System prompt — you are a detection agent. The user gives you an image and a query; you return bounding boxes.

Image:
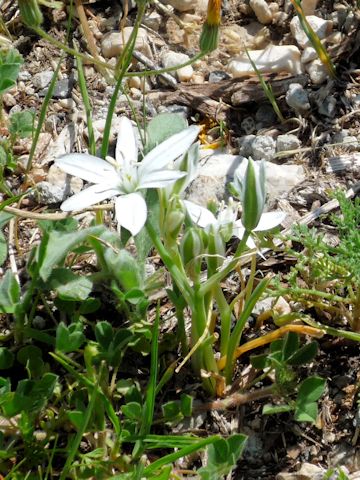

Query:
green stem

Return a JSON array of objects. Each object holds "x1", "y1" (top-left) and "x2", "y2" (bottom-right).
[
  {"x1": 201, "y1": 231, "x2": 251, "y2": 296},
  {"x1": 214, "y1": 285, "x2": 232, "y2": 356},
  {"x1": 146, "y1": 221, "x2": 193, "y2": 306},
  {"x1": 224, "y1": 276, "x2": 270, "y2": 383}
]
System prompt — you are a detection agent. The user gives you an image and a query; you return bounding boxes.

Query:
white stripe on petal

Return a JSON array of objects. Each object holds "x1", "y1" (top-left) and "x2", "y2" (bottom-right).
[
  {"x1": 139, "y1": 169, "x2": 186, "y2": 189},
  {"x1": 115, "y1": 192, "x2": 147, "y2": 236},
  {"x1": 184, "y1": 200, "x2": 216, "y2": 228},
  {"x1": 60, "y1": 183, "x2": 120, "y2": 211},
  {"x1": 115, "y1": 117, "x2": 138, "y2": 168},
  {"x1": 56, "y1": 153, "x2": 117, "y2": 184},
  {"x1": 254, "y1": 211, "x2": 286, "y2": 232},
  {"x1": 139, "y1": 125, "x2": 200, "y2": 177}
]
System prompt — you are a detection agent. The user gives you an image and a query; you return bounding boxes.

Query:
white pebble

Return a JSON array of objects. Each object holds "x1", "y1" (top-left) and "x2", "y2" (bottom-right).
[{"x1": 249, "y1": 0, "x2": 273, "y2": 25}]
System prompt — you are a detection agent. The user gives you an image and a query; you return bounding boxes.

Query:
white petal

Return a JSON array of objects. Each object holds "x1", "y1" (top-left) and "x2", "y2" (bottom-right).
[
  {"x1": 115, "y1": 117, "x2": 138, "y2": 168},
  {"x1": 56, "y1": 153, "x2": 117, "y2": 184},
  {"x1": 60, "y1": 183, "x2": 120, "y2": 211},
  {"x1": 184, "y1": 200, "x2": 216, "y2": 228},
  {"x1": 254, "y1": 211, "x2": 286, "y2": 231},
  {"x1": 139, "y1": 125, "x2": 200, "y2": 177},
  {"x1": 115, "y1": 192, "x2": 147, "y2": 236},
  {"x1": 139, "y1": 169, "x2": 186, "y2": 189}
]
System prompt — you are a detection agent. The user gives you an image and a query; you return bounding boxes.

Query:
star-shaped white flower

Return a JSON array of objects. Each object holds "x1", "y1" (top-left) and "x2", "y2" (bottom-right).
[
  {"x1": 55, "y1": 117, "x2": 199, "y2": 236},
  {"x1": 184, "y1": 199, "x2": 285, "y2": 249}
]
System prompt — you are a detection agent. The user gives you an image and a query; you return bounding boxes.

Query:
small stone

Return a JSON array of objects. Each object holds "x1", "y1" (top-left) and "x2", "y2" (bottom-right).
[
  {"x1": 241, "y1": 118, "x2": 256, "y2": 135},
  {"x1": 32, "y1": 70, "x2": 54, "y2": 90},
  {"x1": 276, "y1": 462, "x2": 325, "y2": 480},
  {"x1": 276, "y1": 134, "x2": 301, "y2": 152},
  {"x1": 290, "y1": 16, "x2": 333, "y2": 48},
  {"x1": 255, "y1": 104, "x2": 277, "y2": 127},
  {"x1": 35, "y1": 181, "x2": 68, "y2": 204},
  {"x1": 251, "y1": 135, "x2": 276, "y2": 161},
  {"x1": 47, "y1": 164, "x2": 83, "y2": 195},
  {"x1": 101, "y1": 28, "x2": 150, "y2": 58},
  {"x1": 191, "y1": 73, "x2": 205, "y2": 84},
  {"x1": 208, "y1": 70, "x2": 231, "y2": 83},
  {"x1": 142, "y1": 10, "x2": 161, "y2": 30},
  {"x1": 165, "y1": 0, "x2": 198, "y2": 11},
  {"x1": 228, "y1": 45, "x2": 304, "y2": 78},
  {"x1": 249, "y1": 0, "x2": 273, "y2": 24},
  {"x1": 301, "y1": 46, "x2": 317, "y2": 64},
  {"x1": 238, "y1": 134, "x2": 256, "y2": 155},
  {"x1": 2, "y1": 93, "x2": 16, "y2": 107},
  {"x1": 286, "y1": 83, "x2": 311, "y2": 112},
  {"x1": 306, "y1": 59, "x2": 329, "y2": 85},
  {"x1": 158, "y1": 104, "x2": 190, "y2": 118},
  {"x1": 266, "y1": 163, "x2": 306, "y2": 204},
  {"x1": 186, "y1": 154, "x2": 247, "y2": 206},
  {"x1": 161, "y1": 51, "x2": 193, "y2": 82},
  {"x1": 318, "y1": 95, "x2": 337, "y2": 118},
  {"x1": 18, "y1": 70, "x2": 32, "y2": 81},
  {"x1": 300, "y1": 0, "x2": 319, "y2": 15}
]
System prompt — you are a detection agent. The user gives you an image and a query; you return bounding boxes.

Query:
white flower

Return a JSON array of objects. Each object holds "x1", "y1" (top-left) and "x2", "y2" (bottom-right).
[
  {"x1": 184, "y1": 199, "x2": 285, "y2": 249},
  {"x1": 56, "y1": 117, "x2": 200, "y2": 236}
]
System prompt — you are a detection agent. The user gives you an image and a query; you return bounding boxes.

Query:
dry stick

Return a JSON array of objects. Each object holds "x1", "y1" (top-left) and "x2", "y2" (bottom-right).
[
  {"x1": 3, "y1": 204, "x2": 113, "y2": 221},
  {"x1": 194, "y1": 385, "x2": 275, "y2": 412},
  {"x1": 74, "y1": 0, "x2": 110, "y2": 80}
]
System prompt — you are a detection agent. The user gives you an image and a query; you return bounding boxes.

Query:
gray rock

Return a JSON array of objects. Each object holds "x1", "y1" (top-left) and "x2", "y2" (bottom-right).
[
  {"x1": 241, "y1": 117, "x2": 256, "y2": 135},
  {"x1": 256, "y1": 104, "x2": 277, "y2": 127},
  {"x1": 266, "y1": 163, "x2": 306, "y2": 204},
  {"x1": 186, "y1": 154, "x2": 247, "y2": 206},
  {"x1": 32, "y1": 70, "x2": 54, "y2": 90},
  {"x1": 142, "y1": 10, "x2": 161, "y2": 30},
  {"x1": 318, "y1": 95, "x2": 337, "y2": 118},
  {"x1": 306, "y1": 59, "x2": 328, "y2": 85},
  {"x1": 238, "y1": 134, "x2": 256, "y2": 156},
  {"x1": 251, "y1": 135, "x2": 276, "y2": 161},
  {"x1": 290, "y1": 15, "x2": 333, "y2": 48},
  {"x1": 276, "y1": 134, "x2": 301, "y2": 152},
  {"x1": 158, "y1": 104, "x2": 190, "y2": 118},
  {"x1": 208, "y1": 70, "x2": 231, "y2": 83},
  {"x1": 35, "y1": 181, "x2": 68, "y2": 204},
  {"x1": 18, "y1": 70, "x2": 32, "y2": 81},
  {"x1": 286, "y1": 83, "x2": 311, "y2": 112}
]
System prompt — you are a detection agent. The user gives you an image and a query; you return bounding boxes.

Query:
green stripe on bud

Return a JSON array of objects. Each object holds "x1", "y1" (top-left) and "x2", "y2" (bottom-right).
[
  {"x1": 241, "y1": 158, "x2": 266, "y2": 231},
  {"x1": 180, "y1": 227, "x2": 206, "y2": 280}
]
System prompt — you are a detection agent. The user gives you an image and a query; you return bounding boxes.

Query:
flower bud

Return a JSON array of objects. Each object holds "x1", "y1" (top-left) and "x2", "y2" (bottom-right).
[
  {"x1": 199, "y1": 0, "x2": 221, "y2": 53},
  {"x1": 206, "y1": 224, "x2": 225, "y2": 274},
  {"x1": 242, "y1": 158, "x2": 266, "y2": 231},
  {"x1": 232, "y1": 158, "x2": 266, "y2": 232},
  {"x1": 164, "y1": 197, "x2": 185, "y2": 242},
  {"x1": 180, "y1": 227, "x2": 205, "y2": 279},
  {"x1": 18, "y1": 0, "x2": 43, "y2": 28}
]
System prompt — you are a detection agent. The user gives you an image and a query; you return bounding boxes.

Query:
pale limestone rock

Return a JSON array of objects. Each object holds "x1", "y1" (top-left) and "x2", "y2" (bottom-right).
[
  {"x1": 161, "y1": 51, "x2": 193, "y2": 82},
  {"x1": 101, "y1": 28, "x2": 150, "y2": 58},
  {"x1": 301, "y1": 46, "x2": 317, "y2": 64},
  {"x1": 165, "y1": 0, "x2": 198, "y2": 12},
  {"x1": 290, "y1": 16, "x2": 333, "y2": 48},
  {"x1": 228, "y1": 45, "x2": 304, "y2": 78},
  {"x1": 306, "y1": 59, "x2": 328, "y2": 84},
  {"x1": 276, "y1": 462, "x2": 325, "y2": 480},
  {"x1": 250, "y1": 0, "x2": 273, "y2": 24},
  {"x1": 300, "y1": 0, "x2": 319, "y2": 15}
]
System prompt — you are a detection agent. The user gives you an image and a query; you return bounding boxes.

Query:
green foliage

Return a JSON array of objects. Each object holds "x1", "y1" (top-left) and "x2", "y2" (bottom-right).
[
  {"x1": 280, "y1": 191, "x2": 360, "y2": 332},
  {"x1": 0, "y1": 48, "x2": 23, "y2": 95},
  {"x1": 9, "y1": 110, "x2": 35, "y2": 139},
  {"x1": 251, "y1": 332, "x2": 324, "y2": 423},
  {"x1": 144, "y1": 113, "x2": 188, "y2": 154}
]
